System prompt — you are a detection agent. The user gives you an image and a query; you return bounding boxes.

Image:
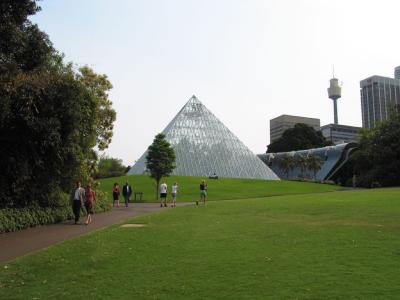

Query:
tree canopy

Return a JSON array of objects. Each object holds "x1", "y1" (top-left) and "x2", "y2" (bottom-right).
[
  {"x1": 349, "y1": 104, "x2": 400, "y2": 187},
  {"x1": 267, "y1": 123, "x2": 332, "y2": 153},
  {"x1": 0, "y1": 0, "x2": 116, "y2": 208},
  {"x1": 146, "y1": 134, "x2": 176, "y2": 199},
  {"x1": 95, "y1": 156, "x2": 127, "y2": 179}
]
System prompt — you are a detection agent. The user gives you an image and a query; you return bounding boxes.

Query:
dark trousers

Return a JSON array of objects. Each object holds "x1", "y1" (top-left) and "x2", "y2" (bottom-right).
[{"x1": 72, "y1": 200, "x2": 82, "y2": 223}]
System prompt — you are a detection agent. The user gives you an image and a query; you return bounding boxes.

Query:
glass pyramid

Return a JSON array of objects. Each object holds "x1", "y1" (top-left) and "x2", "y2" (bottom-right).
[{"x1": 128, "y1": 95, "x2": 279, "y2": 180}]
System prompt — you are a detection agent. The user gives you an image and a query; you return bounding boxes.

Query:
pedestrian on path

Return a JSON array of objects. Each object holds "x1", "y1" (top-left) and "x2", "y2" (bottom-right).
[
  {"x1": 171, "y1": 182, "x2": 178, "y2": 207},
  {"x1": 112, "y1": 183, "x2": 120, "y2": 207},
  {"x1": 71, "y1": 181, "x2": 85, "y2": 224},
  {"x1": 122, "y1": 181, "x2": 132, "y2": 208},
  {"x1": 84, "y1": 184, "x2": 96, "y2": 225},
  {"x1": 198, "y1": 180, "x2": 207, "y2": 206},
  {"x1": 160, "y1": 182, "x2": 167, "y2": 207}
]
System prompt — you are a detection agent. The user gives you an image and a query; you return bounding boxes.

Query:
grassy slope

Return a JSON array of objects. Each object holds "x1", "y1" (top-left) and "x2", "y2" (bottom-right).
[
  {"x1": 1, "y1": 188, "x2": 400, "y2": 299},
  {"x1": 97, "y1": 174, "x2": 341, "y2": 202}
]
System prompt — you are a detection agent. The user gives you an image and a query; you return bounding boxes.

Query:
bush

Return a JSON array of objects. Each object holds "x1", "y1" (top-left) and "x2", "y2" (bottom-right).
[{"x1": 0, "y1": 188, "x2": 111, "y2": 233}]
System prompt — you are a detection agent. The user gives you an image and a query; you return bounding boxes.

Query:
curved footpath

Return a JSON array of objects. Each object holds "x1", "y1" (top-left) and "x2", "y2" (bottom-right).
[{"x1": 0, "y1": 203, "x2": 191, "y2": 263}]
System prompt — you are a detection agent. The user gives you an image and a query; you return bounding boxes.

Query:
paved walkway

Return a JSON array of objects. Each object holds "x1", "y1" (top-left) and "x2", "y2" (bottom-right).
[{"x1": 0, "y1": 203, "x2": 191, "y2": 263}]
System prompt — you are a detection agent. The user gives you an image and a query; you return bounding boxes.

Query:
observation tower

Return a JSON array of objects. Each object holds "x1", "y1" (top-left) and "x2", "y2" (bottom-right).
[{"x1": 327, "y1": 76, "x2": 342, "y2": 125}]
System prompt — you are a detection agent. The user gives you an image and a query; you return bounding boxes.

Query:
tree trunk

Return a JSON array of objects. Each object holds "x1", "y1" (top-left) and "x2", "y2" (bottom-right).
[{"x1": 156, "y1": 178, "x2": 160, "y2": 201}]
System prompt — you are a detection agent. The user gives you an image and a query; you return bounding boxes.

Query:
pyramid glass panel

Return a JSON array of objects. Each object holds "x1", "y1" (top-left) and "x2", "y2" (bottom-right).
[{"x1": 128, "y1": 96, "x2": 279, "y2": 180}]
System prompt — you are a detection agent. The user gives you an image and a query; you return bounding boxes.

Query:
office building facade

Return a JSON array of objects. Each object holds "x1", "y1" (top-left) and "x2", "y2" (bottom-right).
[
  {"x1": 360, "y1": 71, "x2": 400, "y2": 128},
  {"x1": 321, "y1": 124, "x2": 361, "y2": 144},
  {"x1": 270, "y1": 115, "x2": 320, "y2": 142}
]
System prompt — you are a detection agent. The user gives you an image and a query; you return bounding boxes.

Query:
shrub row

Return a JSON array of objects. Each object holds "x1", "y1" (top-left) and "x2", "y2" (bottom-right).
[{"x1": 0, "y1": 190, "x2": 111, "y2": 233}]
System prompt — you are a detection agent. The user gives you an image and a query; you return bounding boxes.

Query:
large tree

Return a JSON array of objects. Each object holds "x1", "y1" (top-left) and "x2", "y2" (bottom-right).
[
  {"x1": 95, "y1": 155, "x2": 127, "y2": 179},
  {"x1": 0, "y1": 1, "x2": 116, "y2": 208},
  {"x1": 267, "y1": 123, "x2": 332, "y2": 153},
  {"x1": 349, "y1": 104, "x2": 400, "y2": 187},
  {"x1": 146, "y1": 134, "x2": 176, "y2": 200}
]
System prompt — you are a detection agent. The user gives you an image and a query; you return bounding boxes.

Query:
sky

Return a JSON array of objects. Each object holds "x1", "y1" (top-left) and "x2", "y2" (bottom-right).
[{"x1": 31, "y1": 0, "x2": 400, "y2": 165}]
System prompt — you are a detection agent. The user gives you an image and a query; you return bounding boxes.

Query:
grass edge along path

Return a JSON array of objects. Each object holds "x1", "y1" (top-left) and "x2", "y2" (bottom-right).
[{"x1": 1, "y1": 188, "x2": 400, "y2": 299}]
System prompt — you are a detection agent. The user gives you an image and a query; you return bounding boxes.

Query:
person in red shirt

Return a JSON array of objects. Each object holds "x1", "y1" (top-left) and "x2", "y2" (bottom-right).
[
  {"x1": 85, "y1": 184, "x2": 96, "y2": 225},
  {"x1": 112, "y1": 183, "x2": 120, "y2": 207}
]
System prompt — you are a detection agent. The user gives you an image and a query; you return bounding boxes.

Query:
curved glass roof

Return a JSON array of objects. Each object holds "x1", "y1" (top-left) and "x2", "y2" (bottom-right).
[{"x1": 259, "y1": 143, "x2": 358, "y2": 181}]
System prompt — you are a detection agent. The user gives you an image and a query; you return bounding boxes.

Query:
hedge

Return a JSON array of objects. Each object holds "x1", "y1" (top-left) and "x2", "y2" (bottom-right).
[{"x1": 0, "y1": 189, "x2": 111, "y2": 233}]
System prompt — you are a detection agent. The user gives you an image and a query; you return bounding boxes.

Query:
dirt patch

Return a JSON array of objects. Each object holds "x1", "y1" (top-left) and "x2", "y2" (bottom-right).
[{"x1": 120, "y1": 224, "x2": 147, "y2": 228}]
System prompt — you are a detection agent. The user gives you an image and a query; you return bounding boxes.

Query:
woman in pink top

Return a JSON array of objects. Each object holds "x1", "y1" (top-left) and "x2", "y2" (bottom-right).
[
  {"x1": 85, "y1": 184, "x2": 96, "y2": 225},
  {"x1": 112, "y1": 183, "x2": 120, "y2": 207}
]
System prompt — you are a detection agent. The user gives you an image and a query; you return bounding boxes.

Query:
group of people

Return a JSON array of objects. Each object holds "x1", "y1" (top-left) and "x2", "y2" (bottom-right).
[
  {"x1": 71, "y1": 179, "x2": 209, "y2": 225},
  {"x1": 112, "y1": 181, "x2": 133, "y2": 207},
  {"x1": 71, "y1": 181, "x2": 96, "y2": 225},
  {"x1": 159, "y1": 180, "x2": 208, "y2": 207},
  {"x1": 159, "y1": 182, "x2": 178, "y2": 207}
]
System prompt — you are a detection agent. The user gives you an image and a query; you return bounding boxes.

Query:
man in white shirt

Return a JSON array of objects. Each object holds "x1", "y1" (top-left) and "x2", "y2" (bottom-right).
[
  {"x1": 71, "y1": 181, "x2": 85, "y2": 224},
  {"x1": 159, "y1": 182, "x2": 168, "y2": 207}
]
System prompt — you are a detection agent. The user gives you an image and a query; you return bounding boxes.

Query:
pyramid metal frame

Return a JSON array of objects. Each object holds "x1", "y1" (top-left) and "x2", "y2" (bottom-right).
[{"x1": 128, "y1": 96, "x2": 279, "y2": 180}]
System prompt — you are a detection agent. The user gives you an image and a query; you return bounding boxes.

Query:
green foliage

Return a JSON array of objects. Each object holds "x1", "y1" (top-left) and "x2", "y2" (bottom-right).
[
  {"x1": 0, "y1": 1, "x2": 116, "y2": 208},
  {"x1": 0, "y1": 186, "x2": 111, "y2": 233},
  {"x1": 294, "y1": 154, "x2": 308, "y2": 177},
  {"x1": 95, "y1": 155, "x2": 127, "y2": 179},
  {"x1": 350, "y1": 104, "x2": 400, "y2": 187},
  {"x1": 1, "y1": 188, "x2": 400, "y2": 299},
  {"x1": 0, "y1": 190, "x2": 72, "y2": 233},
  {"x1": 267, "y1": 123, "x2": 332, "y2": 153},
  {"x1": 306, "y1": 154, "x2": 323, "y2": 179},
  {"x1": 276, "y1": 153, "x2": 295, "y2": 178},
  {"x1": 0, "y1": 0, "x2": 52, "y2": 74},
  {"x1": 92, "y1": 189, "x2": 111, "y2": 213},
  {"x1": 146, "y1": 133, "x2": 176, "y2": 199},
  {"x1": 77, "y1": 66, "x2": 116, "y2": 151}
]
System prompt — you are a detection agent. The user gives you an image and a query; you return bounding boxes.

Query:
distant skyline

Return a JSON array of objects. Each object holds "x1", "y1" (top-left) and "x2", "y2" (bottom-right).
[{"x1": 31, "y1": 0, "x2": 400, "y2": 165}]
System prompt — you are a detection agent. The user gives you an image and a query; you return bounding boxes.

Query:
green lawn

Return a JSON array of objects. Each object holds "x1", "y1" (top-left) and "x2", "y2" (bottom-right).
[
  {"x1": 98, "y1": 174, "x2": 341, "y2": 202},
  {"x1": 1, "y1": 187, "x2": 400, "y2": 299}
]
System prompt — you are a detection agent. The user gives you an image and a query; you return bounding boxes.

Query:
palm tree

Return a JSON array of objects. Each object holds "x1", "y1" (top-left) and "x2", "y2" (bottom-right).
[
  {"x1": 295, "y1": 154, "x2": 308, "y2": 178},
  {"x1": 306, "y1": 155, "x2": 323, "y2": 180},
  {"x1": 277, "y1": 153, "x2": 295, "y2": 178}
]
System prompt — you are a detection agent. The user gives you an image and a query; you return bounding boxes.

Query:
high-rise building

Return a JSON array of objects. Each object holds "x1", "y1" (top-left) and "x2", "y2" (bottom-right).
[
  {"x1": 395, "y1": 66, "x2": 400, "y2": 79},
  {"x1": 128, "y1": 95, "x2": 279, "y2": 180},
  {"x1": 321, "y1": 124, "x2": 361, "y2": 144},
  {"x1": 360, "y1": 68, "x2": 400, "y2": 128},
  {"x1": 269, "y1": 115, "x2": 320, "y2": 142}
]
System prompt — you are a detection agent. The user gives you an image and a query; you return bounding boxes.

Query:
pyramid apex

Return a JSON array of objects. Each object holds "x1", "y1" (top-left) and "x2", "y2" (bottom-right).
[{"x1": 187, "y1": 94, "x2": 201, "y2": 104}]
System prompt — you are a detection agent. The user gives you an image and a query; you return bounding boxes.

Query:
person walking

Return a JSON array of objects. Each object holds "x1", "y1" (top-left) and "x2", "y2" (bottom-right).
[
  {"x1": 199, "y1": 180, "x2": 207, "y2": 205},
  {"x1": 84, "y1": 184, "x2": 96, "y2": 225},
  {"x1": 122, "y1": 181, "x2": 132, "y2": 208},
  {"x1": 112, "y1": 183, "x2": 120, "y2": 207},
  {"x1": 171, "y1": 182, "x2": 178, "y2": 207},
  {"x1": 71, "y1": 181, "x2": 85, "y2": 224},
  {"x1": 159, "y1": 182, "x2": 168, "y2": 207}
]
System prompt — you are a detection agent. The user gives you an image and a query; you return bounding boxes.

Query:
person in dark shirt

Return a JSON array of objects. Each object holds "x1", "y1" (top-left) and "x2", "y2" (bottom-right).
[
  {"x1": 198, "y1": 180, "x2": 207, "y2": 206},
  {"x1": 122, "y1": 181, "x2": 132, "y2": 208}
]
